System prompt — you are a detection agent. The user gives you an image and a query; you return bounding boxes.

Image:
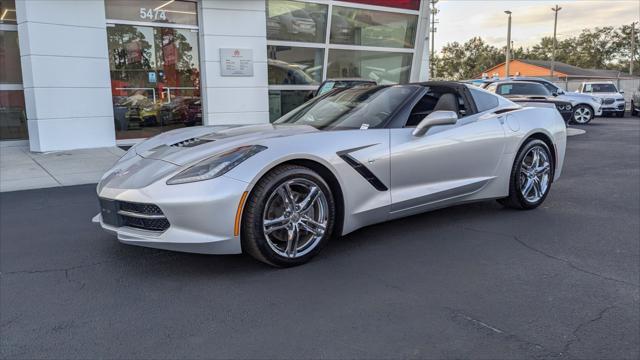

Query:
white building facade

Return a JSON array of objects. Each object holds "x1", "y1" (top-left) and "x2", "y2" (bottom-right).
[{"x1": 1, "y1": 0, "x2": 430, "y2": 152}]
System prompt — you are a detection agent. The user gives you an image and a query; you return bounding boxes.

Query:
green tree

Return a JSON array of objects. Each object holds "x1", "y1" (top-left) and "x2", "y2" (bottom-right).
[{"x1": 433, "y1": 37, "x2": 504, "y2": 80}]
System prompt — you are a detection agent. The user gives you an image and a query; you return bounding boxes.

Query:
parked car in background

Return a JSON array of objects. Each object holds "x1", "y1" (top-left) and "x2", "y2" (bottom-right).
[
  {"x1": 631, "y1": 83, "x2": 640, "y2": 117},
  {"x1": 480, "y1": 77, "x2": 603, "y2": 124},
  {"x1": 314, "y1": 78, "x2": 377, "y2": 97},
  {"x1": 577, "y1": 81, "x2": 626, "y2": 118},
  {"x1": 485, "y1": 81, "x2": 574, "y2": 122}
]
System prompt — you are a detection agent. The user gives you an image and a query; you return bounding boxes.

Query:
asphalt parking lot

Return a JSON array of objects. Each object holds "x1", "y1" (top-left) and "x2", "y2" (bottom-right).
[{"x1": 1, "y1": 117, "x2": 639, "y2": 359}]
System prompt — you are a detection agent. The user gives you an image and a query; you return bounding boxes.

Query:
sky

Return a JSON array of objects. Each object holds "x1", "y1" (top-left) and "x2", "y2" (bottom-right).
[{"x1": 432, "y1": 0, "x2": 640, "y2": 52}]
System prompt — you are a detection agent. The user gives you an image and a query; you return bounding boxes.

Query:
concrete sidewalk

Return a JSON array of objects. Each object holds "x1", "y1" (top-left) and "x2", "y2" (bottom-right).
[{"x1": 0, "y1": 145, "x2": 124, "y2": 192}]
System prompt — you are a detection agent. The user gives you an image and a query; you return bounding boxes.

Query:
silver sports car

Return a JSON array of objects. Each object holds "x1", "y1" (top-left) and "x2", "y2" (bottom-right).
[{"x1": 95, "y1": 82, "x2": 566, "y2": 267}]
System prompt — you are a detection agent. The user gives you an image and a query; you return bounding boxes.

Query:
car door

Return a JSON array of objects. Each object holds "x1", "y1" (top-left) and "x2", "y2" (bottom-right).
[{"x1": 389, "y1": 89, "x2": 506, "y2": 216}]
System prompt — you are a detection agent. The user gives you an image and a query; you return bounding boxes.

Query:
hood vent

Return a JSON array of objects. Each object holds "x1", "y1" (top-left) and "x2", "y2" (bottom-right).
[{"x1": 170, "y1": 137, "x2": 214, "y2": 148}]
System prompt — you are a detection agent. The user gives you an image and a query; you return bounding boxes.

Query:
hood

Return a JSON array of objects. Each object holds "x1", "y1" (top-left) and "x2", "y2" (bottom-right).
[
  {"x1": 585, "y1": 92, "x2": 624, "y2": 99},
  {"x1": 561, "y1": 92, "x2": 597, "y2": 100},
  {"x1": 133, "y1": 123, "x2": 318, "y2": 166}
]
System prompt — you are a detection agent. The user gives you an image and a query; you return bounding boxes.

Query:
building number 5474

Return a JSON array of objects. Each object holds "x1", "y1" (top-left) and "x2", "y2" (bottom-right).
[{"x1": 139, "y1": 8, "x2": 167, "y2": 21}]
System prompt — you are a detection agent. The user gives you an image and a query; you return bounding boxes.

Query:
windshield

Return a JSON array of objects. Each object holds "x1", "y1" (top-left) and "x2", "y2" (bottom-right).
[
  {"x1": 497, "y1": 83, "x2": 551, "y2": 96},
  {"x1": 275, "y1": 86, "x2": 415, "y2": 130},
  {"x1": 584, "y1": 83, "x2": 617, "y2": 93},
  {"x1": 317, "y1": 80, "x2": 376, "y2": 96}
]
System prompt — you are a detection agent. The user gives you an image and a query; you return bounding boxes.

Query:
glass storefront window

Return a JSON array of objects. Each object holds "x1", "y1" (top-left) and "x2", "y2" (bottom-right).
[
  {"x1": 267, "y1": 46, "x2": 324, "y2": 85},
  {"x1": 265, "y1": 0, "x2": 422, "y2": 123},
  {"x1": 0, "y1": 26, "x2": 27, "y2": 140},
  {"x1": 339, "y1": 0, "x2": 421, "y2": 11},
  {"x1": 0, "y1": 30, "x2": 21, "y2": 84},
  {"x1": 269, "y1": 90, "x2": 314, "y2": 121},
  {"x1": 330, "y1": 6, "x2": 418, "y2": 49},
  {"x1": 0, "y1": 90, "x2": 27, "y2": 140},
  {"x1": 266, "y1": 0, "x2": 328, "y2": 43},
  {"x1": 105, "y1": 0, "x2": 198, "y2": 26},
  {"x1": 107, "y1": 24, "x2": 201, "y2": 140},
  {"x1": 327, "y1": 49, "x2": 413, "y2": 84},
  {"x1": 0, "y1": 0, "x2": 16, "y2": 24}
]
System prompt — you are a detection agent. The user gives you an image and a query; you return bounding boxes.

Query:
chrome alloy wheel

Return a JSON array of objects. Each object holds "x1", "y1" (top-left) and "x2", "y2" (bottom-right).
[
  {"x1": 262, "y1": 178, "x2": 328, "y2": 258},
  {"x1": 519, "y1": 146, "x2": 551, "y2": 203},
  {"x1": 573, "y1": 107, "x2": 592, "y2": 124}
]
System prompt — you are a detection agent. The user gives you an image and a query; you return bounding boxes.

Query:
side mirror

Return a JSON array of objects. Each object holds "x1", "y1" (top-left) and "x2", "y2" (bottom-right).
[
  {"x1": 557, "y1": 89, "x2": 565, "y2": 95},
  {"x1": 552, "y1": 92, "x2": 559, "y2": 97},
  {"x1": 619, "y1": 90, "x2": 625, "y2": 94},
  {"x1": 412, "y1": 111, "x2": 458, "y2": 137}
]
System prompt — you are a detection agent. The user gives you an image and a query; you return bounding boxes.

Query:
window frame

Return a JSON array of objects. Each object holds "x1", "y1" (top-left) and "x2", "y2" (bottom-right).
[{"x1": 266, "y1": 0, "x2": 425, "y2": 121}]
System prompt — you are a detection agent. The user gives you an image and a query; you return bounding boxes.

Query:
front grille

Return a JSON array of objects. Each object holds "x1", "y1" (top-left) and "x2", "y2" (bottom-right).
[
  {"x1": 122, "y1": 216, "x2": 170, "y2": 232},
  {"x1": 99, "y1": 199, "x2": 170, "y2": 232},
  {"x1": 119, "y1": 202, "x2": 163, "y2": 216},
  {"x1": 603, "y1": 98, "x2": 615, "y2": 105}
]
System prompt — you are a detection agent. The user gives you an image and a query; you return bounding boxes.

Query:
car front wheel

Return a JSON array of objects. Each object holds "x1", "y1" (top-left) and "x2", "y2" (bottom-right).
[
  {"x1": 241, "y1": 165, "x2": 335, "y2": 267},
  {"x1": 572, "y1": 105, "x2": 593, "y2": 124},
  {"x1": 498, "y1": 139, "x2": 553, "y2": 210}
]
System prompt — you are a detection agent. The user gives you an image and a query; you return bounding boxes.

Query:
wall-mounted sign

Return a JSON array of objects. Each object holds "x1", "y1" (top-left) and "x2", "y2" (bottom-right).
[
  {"x1": 220, "y1": 48, "x2": 254, "y2": 77},
  {"x1": 148, "y1": 72, "x2": 157, "y2": 83}
]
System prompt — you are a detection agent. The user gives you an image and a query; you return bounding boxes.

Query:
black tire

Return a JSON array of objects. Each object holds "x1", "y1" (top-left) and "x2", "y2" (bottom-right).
[
  {"x1": 571, "y1": 104, "x2": 593, "y2": 124},
  {"x1": 498, "y1": 139, "x2": 554, "y2": 210},
  {"x1": 241, "y1": 164, "x2": 336, "y2": 267}
]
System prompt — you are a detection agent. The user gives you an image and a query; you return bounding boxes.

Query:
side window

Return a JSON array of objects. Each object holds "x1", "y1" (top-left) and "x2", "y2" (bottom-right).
[
  {"x1": 470, "y1": 88, "x2": 499, "y2": 112},
  {"x1": 497, "y1": 84, "x2": 512, "y2": 95},
  {"x1": 541, "y1": 82, "x2": 559, "y2": 94}
]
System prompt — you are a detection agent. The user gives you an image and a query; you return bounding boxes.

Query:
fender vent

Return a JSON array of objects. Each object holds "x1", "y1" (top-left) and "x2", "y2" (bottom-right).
[{"x1": 337, "y1": 153, "x2": 388, "y2": 191}]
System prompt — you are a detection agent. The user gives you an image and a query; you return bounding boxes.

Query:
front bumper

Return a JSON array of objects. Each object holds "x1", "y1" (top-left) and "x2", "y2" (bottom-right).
[
  {"x1": 94, "y1": 175, "x2": 249, "y2": 254},
  {"x1": 601, "y1": 102, "x2": 625, "y2": 113}
]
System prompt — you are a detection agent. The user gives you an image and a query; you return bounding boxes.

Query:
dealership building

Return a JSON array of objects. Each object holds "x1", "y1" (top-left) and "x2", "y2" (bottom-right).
[{"x1": 1, "y1": 0, "x2": 430, "y2": 152}]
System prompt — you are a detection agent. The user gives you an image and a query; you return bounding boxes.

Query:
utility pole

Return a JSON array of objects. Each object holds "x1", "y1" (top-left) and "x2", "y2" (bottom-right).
[
  {"x1": 631, "y1": 22, "x2": 636, "y2": 76},
  {"x1": 429, "y1": 0, "x2": 439, "y2": 78},
  {"x1": 505, "y1": 11, "x2": 512, "y2": 78},
  {"x1": 551, "y1": 5, "x2": 562, "y2": 77}
]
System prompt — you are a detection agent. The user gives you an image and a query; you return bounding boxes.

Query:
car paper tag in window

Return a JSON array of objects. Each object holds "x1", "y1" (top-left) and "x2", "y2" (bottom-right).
[{"x1": 360, "y1": 124, "x2": 370, "y2": 130}]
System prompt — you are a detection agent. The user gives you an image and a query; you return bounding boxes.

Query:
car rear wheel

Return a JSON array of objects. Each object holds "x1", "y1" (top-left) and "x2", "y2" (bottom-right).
[
  {"x1": 241, "y1": 165, "x2": 335, "y2": 267},
  {"x1": 498, "y1": 139, "x2": 553, "y2": 210},
  {"x1": 572, "y1": 105, "x2": 593, "y2": 124}
]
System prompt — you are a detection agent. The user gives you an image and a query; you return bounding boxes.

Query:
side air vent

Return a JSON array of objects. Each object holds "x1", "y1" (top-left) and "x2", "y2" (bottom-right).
[
  {"x1": 171, "y1": 138, "x2": 214, "y2": 148},
  {"x1": 337, "y1": 153, "x2": 388, "y2": 191}
]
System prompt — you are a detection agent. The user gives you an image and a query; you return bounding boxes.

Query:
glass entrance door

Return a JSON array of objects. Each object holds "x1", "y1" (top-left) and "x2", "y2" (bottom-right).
[{"x1": 107, "y1": 24, "x2": 201, "y2": 140}]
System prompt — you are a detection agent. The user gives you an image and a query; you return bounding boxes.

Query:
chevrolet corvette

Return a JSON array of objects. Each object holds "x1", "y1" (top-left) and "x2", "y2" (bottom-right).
[{"x1": 94, "y1": 82, "x2": 567, "y2": 267}]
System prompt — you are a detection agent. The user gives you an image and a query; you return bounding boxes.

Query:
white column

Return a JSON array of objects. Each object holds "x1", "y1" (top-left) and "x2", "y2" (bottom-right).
[
  {"x1": 16, "y1": 0, "x2": 115, "y2": 152},
  {"x1": 414, "y1": 0, "x2": 431, "y2": 82},
  {"x1": 199, "y1": 0, "x2": 269, "y2": 125}
]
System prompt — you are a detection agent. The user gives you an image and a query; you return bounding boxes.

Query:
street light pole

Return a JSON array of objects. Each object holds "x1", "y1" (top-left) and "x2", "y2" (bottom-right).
[
  {"x1": 429, "y1": 0, "x2": 439, "y2": 78},
  {"x1": 551, "y1": 5, "x2": 562, "y2": 77},
  {"x1": 631, "y1": 22, "x2": 636, "y2": 76},
  {"x1": 505, "y1": 11, "x2": 512, "y2": 78}
]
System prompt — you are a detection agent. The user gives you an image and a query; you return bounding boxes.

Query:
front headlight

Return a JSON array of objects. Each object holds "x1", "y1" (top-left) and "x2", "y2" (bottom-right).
[{"x1": 166, "y1": 145, "x2": 266, "y2": 185}]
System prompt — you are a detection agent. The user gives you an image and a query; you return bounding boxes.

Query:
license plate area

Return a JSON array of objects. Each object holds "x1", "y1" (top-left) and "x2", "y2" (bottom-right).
[{"x1": 100, "y1": 199, "x2": 121, "y2": 227}]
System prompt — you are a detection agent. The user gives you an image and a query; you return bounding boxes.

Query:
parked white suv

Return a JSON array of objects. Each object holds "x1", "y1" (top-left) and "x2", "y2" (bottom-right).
[
  {"x1": 481, "y1": 77, "x2": 603, "y2": 124},
  {"x1": 577, "y1": 82, "x2": 626, "y2": 118}
]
